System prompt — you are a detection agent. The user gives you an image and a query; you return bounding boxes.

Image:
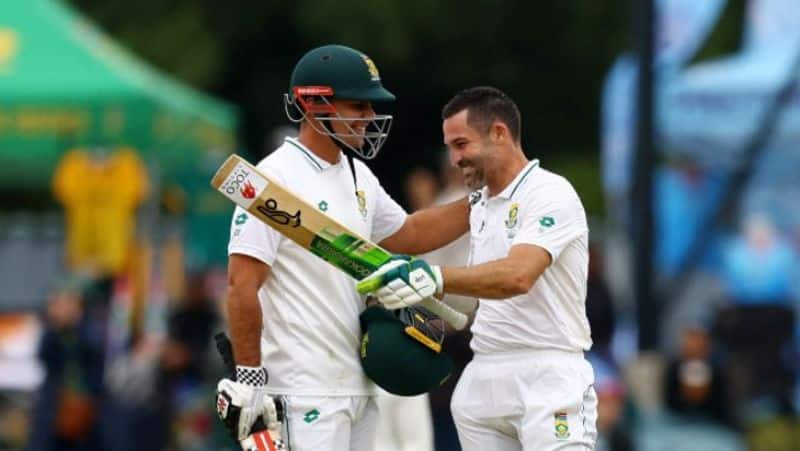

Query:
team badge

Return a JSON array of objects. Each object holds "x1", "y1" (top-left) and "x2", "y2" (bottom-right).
[
  {"x1": 361, "y1": 54, "x2": 381, "y2": 81},
  {"x1": 356, "y1": 189, "x2": 368, "y2": 219},
  {"x1": 505, "y1": 203, "x2": 520, "y2": 238},
  {"x1": 318, "y1": 200, "x2": 329, "y2": 212},
  {"x1": 554, "y1": 412, "x2": 570, "y2": 440}
]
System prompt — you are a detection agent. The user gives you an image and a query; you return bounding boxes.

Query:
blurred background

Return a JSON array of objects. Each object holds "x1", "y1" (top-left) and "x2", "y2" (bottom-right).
[{"x1": 0, "y1": 0, "x2": 799, "y2": 450}]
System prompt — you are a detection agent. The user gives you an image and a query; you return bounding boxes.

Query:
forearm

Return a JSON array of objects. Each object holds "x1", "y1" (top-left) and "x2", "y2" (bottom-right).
[
  {"x1": 442, "y1": 253, "x2": 550, "y2": 299},
  {"x1": 226, "y1": 285, "x2": 263, "y2": 366},
  {"x1": 384, "y1": 197, "x2": 469, "y2": 255},
  {"x1": 441, "y1": 261, "x2": 525, "y2": 300}
]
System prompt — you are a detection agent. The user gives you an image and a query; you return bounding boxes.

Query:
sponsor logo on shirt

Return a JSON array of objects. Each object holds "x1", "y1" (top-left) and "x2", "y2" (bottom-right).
[
  {"x1": 303, "y1": 408, "x2": 320, "y2": 424},
  {"x1": 538, "y1": 216, "x2": 556, "y2": 233}
]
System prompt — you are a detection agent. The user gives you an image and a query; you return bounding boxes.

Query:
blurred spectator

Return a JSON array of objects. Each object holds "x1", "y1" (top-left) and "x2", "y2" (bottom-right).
[
  {"x1": 162, "y1": 271, "x2": 219, "y2": 386},
  {"x1": 160, "y1": 270, "x2": 220, "y2": 450},
  {"x1": 713, "y1": 214, "x2": 797, "y2": 425},
  {"x1": 419, "y1": 156, "x2": 475, "y2": 451},
  {"x1": 403, "y1": 167, "x2": 440, "y2": 212},
  {"x1": 654, "y1": 160, "x2": 725, "y2": 278},
  {"x1": 373, "y1": 168, "x2": 442, "y2": 451},
  {"x1": 663, "y1": 326, "x2": 730, "y2": 426},
  {"x1": 425, "y1": 153, "x2": 475, "y2": 315},
  {"x1": 26, "y1": 279, "x2": 105, "y2": 451},
  {"x1": 586, "y1": 243, "x2": 616, "y2": 360},
  {"x1": 586, "y1": 243, "x2": 633, "y2": 450},
  {"x1": 589, "y1": 354, "x2": 632, "y2": 451}
]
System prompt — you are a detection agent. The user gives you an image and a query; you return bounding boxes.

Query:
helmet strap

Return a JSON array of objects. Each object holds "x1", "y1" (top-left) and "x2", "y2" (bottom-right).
[{"x1": 319, "y1": 117, "x2": 360, "y2": 199}]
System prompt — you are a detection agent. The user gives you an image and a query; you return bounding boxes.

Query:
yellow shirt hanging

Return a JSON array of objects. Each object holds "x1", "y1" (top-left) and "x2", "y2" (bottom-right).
[{"x1": 52, "y1": 148, "x2": 149, "y2": 275}]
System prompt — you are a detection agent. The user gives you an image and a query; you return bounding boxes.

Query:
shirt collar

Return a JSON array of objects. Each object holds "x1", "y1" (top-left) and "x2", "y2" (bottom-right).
[
  {"x1": 495, "y1": 159, "x2": 539, "y2": 200},
  {"x1": 285, "y1": 137, "x2": 339, "y2": 171}
]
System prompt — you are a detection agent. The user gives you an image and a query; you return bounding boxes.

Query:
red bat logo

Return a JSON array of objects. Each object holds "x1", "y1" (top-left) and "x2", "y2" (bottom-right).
[{"x1": 241, "y1": 181, "x2": 256, "y2": 199}]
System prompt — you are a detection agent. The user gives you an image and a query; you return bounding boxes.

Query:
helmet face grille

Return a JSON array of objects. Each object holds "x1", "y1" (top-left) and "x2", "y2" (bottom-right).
[{"x1": 284, "y1": 91, "x2": 393, "y2": 160}]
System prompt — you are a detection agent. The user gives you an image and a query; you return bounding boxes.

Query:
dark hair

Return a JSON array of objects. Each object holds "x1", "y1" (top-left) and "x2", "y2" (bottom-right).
[{"x1": 441, "y1": 86, "x2": 521, "y2": 142}]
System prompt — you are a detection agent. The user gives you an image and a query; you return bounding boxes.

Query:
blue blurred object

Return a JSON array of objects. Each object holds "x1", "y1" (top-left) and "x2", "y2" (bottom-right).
[
  {"x1": 635, "y1": 413, "x2": 745, "y2": 451},
  {"x1": 720, "y1": 215, "x2": 797, "y2": 305},
  {"x1": 654, "y1": 165, "x2": 725, "y2": 277}
]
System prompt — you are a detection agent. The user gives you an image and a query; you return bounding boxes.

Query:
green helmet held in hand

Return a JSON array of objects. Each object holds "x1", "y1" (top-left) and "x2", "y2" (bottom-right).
[{"x1": 284, "y1": 45, "x2": 395, "y2": 160}]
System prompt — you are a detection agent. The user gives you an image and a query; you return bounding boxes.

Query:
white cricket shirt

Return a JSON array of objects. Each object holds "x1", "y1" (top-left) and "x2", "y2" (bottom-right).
[
  {"x1": 468, "y1": 160, "x2": 592, "y2": 354},
  {"x1": 228, "y1": 137, "x2": 407, "y2": 395}
]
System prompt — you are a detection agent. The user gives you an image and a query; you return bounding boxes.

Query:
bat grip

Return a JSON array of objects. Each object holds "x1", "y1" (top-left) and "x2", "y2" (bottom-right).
[{"x1": 420, "y1": 298, "x2": 469, "y2": 331}]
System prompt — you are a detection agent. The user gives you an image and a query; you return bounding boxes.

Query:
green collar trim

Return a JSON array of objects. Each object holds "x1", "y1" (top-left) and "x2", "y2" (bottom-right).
[
  {"x1": 500, "y1": 159, "x2": 539, "y2": 199},
  {"x1": 286, "y1": 138, "x2": 325, "y2": 171}
]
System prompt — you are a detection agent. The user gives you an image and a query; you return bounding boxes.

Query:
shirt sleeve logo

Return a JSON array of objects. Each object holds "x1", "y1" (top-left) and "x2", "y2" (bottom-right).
[{"x1": 539, "y1": 216, "x2": 555, "y2": 228}]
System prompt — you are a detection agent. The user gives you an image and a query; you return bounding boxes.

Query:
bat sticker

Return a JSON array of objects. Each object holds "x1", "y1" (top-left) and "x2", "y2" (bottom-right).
[{"x1": 256, "y1": 198, "x2": 302, "y2": 227}]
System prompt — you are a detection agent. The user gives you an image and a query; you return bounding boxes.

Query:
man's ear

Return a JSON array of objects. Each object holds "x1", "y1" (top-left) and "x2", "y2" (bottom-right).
[{"x1": 491, "y1": 122, "x2": 507, "y2": 143}]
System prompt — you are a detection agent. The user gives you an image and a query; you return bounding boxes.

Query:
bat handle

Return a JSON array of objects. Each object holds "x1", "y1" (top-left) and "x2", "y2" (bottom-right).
[
  {"x1": 355, "y1": 280, "x2": 469, "y2": 330},
  {"x1": 355, "y1": 277, "x2": 382, "y2": 295},
  {"x1": 420, "y1": 298, "x2": 469, "y2": 331},
  {"x1": 214, "y1": 333, "x2": 272, "y2": 448}
]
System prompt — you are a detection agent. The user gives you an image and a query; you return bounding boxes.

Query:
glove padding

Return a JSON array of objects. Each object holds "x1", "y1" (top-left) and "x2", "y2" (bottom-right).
[
  {"x1": 216, "y1": 375, "x2": 278, "y2": 442},
  {"x1": 359, "y1": 256, "x2": 443, "y2": 310}
]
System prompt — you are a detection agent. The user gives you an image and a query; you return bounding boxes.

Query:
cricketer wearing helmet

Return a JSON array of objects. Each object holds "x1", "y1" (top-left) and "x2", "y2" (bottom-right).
[{"x1": 217, "y1": 45, "x2": 470, "y2": 451}]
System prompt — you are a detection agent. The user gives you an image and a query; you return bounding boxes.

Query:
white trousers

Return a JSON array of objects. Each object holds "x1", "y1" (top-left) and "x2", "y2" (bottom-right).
[
  {"x1": 283, "y1": 395, "x2": 378, "y2": 451},
  {"x1": 451, "y1": 349, "x2": 598, "y2": 451},
  {"x1": 373, "y1": 389, "x2": 434, "y2": 451}
]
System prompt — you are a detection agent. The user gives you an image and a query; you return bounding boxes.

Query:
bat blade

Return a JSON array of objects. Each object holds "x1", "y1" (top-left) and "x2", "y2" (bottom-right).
[{"x1": 211, "y1": 154, "x2": 468, "y2": 330}]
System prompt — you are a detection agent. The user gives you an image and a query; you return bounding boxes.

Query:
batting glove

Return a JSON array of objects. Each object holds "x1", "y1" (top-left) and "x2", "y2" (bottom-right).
[
  {"x1": 357, "y1": 256, "x2": 443, "y2": 310},
  {"x1": 216, "y1": 366, "x2": 278, "y2": 442}
]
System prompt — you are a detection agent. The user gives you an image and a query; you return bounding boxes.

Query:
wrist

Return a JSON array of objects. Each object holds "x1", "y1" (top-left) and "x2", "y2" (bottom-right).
[{"x1": 235, "y1": 365, "x2": 267, "y2": 387}]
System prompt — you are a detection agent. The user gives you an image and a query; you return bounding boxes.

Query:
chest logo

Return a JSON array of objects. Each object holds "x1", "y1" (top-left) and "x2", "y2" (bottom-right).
[
  {"x1": 356, "y1": 190, "x2": 368, "y2": 219},
  {"x1": 318, "y1": 200, "x2": 329, "y2": 212},
  {"x1": 554, "y1": 412, "x2": 570, "y2": 440},
  {"x1": 539, "y1": 216, "x2": 555, "y2": 228},
  {"x1": 505, "y1": 203, "x2": 520, "y2": 238}
]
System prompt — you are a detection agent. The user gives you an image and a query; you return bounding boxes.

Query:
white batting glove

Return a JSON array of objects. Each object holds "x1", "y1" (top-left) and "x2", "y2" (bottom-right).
[
  {"x1": 216, "y1": 366, "x2": 277, "y2": 441},
  {"x1": 357, "y1": 256, "x2": 443, "y2": 310}
]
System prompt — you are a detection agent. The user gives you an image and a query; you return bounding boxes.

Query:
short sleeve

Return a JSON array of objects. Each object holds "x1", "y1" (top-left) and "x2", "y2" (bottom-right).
[
  {"x1": 227, "y1": 205, "x2": 282, "y2": 265},
  {"x1": 512, "y1": 182, "x2": 587, "y2": 262},
  {"x1": 370, "y1": 179, "x2": 407, "y2": 243}
]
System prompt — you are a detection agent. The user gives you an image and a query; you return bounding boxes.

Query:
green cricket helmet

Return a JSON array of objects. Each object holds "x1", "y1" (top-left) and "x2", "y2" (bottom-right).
[
  {"x1": 359, "y1": 305, "x2": 453, "y2": 396},
  {"x1": 284, "y1": 45, "x2": 395, "y2": 160}
]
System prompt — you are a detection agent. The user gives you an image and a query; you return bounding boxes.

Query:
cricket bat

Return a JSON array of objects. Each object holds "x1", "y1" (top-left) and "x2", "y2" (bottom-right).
[{"x1": 210, "y1": 154, "x2": 468, "y2": 330}]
